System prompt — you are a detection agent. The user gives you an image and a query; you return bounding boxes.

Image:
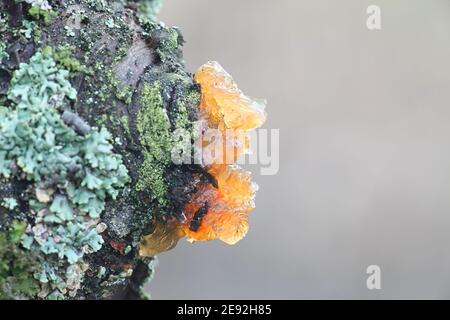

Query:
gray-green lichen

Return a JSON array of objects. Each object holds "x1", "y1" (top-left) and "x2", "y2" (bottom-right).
[
  {"x1": 7, "y1": 50, "x2": 76, "y2": 108},
  {"x1": 137, "y1": 0, "x2": 163, "y2": 23},
  {"x1": 2, "y1": 197, "x2": 18, "y2": 210},
  {"x1": 0, "y1": 49, "x2": 129, "y2": 299},
  {"x1": 0, "y1": 41, "x2": 8, "y2": 65},
  {"x1": 28, "y1": 4, "x2": 57, "y2": 25}
]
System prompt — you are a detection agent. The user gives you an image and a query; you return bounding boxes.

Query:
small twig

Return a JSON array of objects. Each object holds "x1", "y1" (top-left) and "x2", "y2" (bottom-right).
[{"x1": 61, "y1": 110, "x2": 91, "y2": 136}]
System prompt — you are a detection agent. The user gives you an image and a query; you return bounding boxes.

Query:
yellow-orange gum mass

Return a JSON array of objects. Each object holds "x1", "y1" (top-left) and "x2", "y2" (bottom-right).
[
  {"x1": 183, "y1": 164, "x2": 258, "y2": 244},
  {"x1": 139, "y1": 61, "x2": 266, "y2": 256},
  {"x1": 184, "y1": 61, "x2": 266, "y2": 244},
  {"x1": 194, "y1": 61, "x2": 267, "y2": 131}
]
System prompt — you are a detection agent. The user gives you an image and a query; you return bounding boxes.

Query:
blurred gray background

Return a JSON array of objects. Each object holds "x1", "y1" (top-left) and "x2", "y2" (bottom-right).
[{"x1": 149, "y1": 0, "x2": 450, "y2": 299}]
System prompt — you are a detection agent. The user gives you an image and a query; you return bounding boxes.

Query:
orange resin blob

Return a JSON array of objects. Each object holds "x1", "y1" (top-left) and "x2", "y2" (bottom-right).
[
  {"x1": 182, "y1": 62, "x2": 266, "y2": 245},
  {"x1": 183, "y1": 164, "x2": 257, "y2": 244},
  {"x1": 195, "y1": 61, "x2": 267, "y2": 165},
  {"x1": 194, "y1": 61, "x2": 266, "y2": 131}
]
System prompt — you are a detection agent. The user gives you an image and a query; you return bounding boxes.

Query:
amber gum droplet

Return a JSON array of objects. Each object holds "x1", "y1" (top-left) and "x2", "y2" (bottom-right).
[{"x1": 139, "y1": 221, "x2": 185, "y2": 257}]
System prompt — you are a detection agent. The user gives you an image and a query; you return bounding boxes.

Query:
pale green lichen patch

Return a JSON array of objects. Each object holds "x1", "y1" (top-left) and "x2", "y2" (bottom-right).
[
  {"x1": 50, "y1": 45, "x2": 88, "y2": 75},
  {"x1": 22, "y1": 218, "x2": 104, "y2": 264},
  {"x1": 137, "y1": 0, "x2": 163, "y2": 23},
  {"x1": 28, "y1": 4, "x2": 57, "y2": 25},
  {"x1": 0, "y1": 41, "x2": 8, "y2": 65},
  {"x1": 17, "y1": 20, "x2": 38, "y2": 40},
  {"x1": 136, "y1": 81, "x2": 171, "y2": 206},
  {"x1": 0, "y1": 49, "x2": 130, "y2": 299},
  {"x1": 2, "y1": 198, "x2": 18, "y2": 210}
]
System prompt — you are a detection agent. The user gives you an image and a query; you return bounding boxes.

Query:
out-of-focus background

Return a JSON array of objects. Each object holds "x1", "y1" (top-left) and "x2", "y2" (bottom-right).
[{"x1": 149, "y1": 0, "x2": 450, "y2": 299}]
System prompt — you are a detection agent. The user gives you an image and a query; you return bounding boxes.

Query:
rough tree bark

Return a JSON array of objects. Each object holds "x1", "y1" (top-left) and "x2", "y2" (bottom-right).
[{"x1": 0, "y1": 0, "x2": 208, "y2": 299}]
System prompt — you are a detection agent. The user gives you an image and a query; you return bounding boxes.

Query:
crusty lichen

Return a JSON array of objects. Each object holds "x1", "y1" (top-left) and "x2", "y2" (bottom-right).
[
  {"x1": 136, "y1": 81, "x2": 171, "y2": 205},
  {"x1": 51, "y1": 45, "x2": 86, "y2": 74}
]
